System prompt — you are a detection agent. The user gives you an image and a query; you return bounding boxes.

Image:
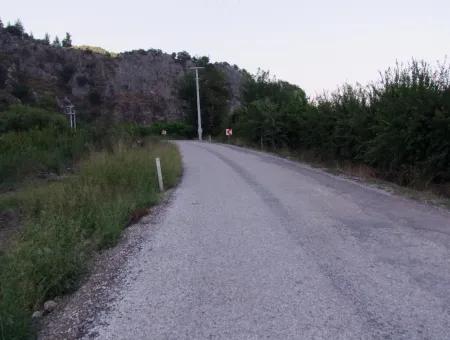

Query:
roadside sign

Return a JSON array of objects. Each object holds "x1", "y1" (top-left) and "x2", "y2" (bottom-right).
[{"x1": 225, "y1": 128, "x2": 233, "y2": 136}]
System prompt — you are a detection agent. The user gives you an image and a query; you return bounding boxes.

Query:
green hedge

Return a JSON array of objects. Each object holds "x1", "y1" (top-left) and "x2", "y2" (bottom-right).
[{"x1": 233, "y1": 61, "x2": 450, "y2": 186}]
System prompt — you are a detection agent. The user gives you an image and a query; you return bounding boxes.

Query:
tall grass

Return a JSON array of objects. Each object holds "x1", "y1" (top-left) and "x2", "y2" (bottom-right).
[
  {"x1": 0, "y1": 105, "x2": 91, "y2": 189},
  {"x1": 0, "y1": 140, "x2": 182, "y2": 339}
]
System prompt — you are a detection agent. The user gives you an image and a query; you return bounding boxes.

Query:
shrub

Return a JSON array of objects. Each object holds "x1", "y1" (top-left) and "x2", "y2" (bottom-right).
[
  {"x1": 11, "y1": 83, "x2": 31, "y2": 102},
  {"x1": 4, "y1": 22, "x2": 24, "y2": 37},
  {"x1": 0, "y1": 105, "x2": 89, "y2": 188},
  {"x1": 88, "y1": 90, "x2": 102, "y2": 106},
  {"x1": 60, "y1": 65, "x2": 75, "y2": 84},
  {"x1": 0, "y1": 105, "x2": 67, "y2": 133},
  {"x1": 233, "y1": 60, "x2": 450, "y2": 188},
  {"x1": 0, "y1": 127, "x2": 89, "y2": 188},
  {"x1": 131, "y1": 121, "x2": 195, "y2": 138}
]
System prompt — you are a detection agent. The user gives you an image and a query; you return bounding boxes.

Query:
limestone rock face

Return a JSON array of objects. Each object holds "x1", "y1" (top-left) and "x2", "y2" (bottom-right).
[{"x1": 0, "y1": 28, "x2": 243, "y2": 123}]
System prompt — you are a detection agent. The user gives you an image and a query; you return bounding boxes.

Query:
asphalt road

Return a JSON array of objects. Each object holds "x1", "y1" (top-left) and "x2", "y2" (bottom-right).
[{"x1": 88, "y1": 141, "x2": 450, "y2": 340}]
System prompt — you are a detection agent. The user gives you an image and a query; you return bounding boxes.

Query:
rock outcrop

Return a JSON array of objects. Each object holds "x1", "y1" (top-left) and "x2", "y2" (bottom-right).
[{"x1": 0, "y1": 27, "x2": 243, "y2": 123}]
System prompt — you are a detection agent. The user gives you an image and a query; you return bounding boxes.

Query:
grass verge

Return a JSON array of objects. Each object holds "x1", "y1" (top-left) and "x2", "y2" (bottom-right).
[{"x1": 0, "y1": 140, "x2": 182, "y2": 339}]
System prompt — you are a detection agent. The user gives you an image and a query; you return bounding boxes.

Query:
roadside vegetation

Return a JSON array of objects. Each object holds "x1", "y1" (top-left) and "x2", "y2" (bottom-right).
[
  {"x1": 0, "y1": 106, "x2": 182, "y2": 339},
  {"x1": 0, "y1": 105, "x2": 90, "y2": 190},
  {"x1": 230, "y1": 60, "x2": 450, "y2": 196},
  {"x1": 1, "y1": 17, "x2": 449, "y2": 336},
  {"x1": 178, "y1": 55, "x2": 230, "y2": 137}
]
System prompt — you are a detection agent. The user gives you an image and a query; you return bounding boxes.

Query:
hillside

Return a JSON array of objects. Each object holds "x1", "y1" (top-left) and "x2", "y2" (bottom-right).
[{"x1": 0, "y1": 26, "x2": 243, "y2": 123}]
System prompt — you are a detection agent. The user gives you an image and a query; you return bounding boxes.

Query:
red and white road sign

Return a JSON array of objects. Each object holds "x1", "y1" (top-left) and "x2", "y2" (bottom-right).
[{"x1": 225, "y1": 128, "x2": 233, "y2": 136}]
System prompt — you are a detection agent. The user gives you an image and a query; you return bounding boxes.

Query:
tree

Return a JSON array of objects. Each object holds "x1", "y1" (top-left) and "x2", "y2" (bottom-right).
[
  {"x1": 0, "y1": 18, "x2": 4, "y2": 29},
  {"x1": 179, "y1": 63, "x2": 230, "y2": 136},
  {"x1": 62, "y1": 32, "x2": 72, "y2": 47},
  {"x1": 176, "y1": 51, "x2": 191, "y2": 65},
  {"x1": 14, "y1": 19, "x2": 24, "y2": 34},
  {"x1": 44, "y1": 33, "x2": 50, "y2": 45},
  {"x1": 192, "y1": 56, "x2": 210, "y2": 67},
  {"x1": 52, "y1": 36, "x2": 61, "y2": 47},
  {"x1": 4, "y1": 19, "x2": 24, "y2": 37},
  {"x1": 233, "y1": 69, "x2": 308, "y2": 149}
]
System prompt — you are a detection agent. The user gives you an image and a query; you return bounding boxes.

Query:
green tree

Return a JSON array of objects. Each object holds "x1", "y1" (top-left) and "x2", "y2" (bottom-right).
[
  {"x1": 234, "y1": 69, "x2": 308, "y2": 148},
  {"x1": 4, "y1": 19, "x2": 24, "y2": 36},
  {"x1": 14, "y1": 19, "x2": 24, "y2": 34},
  {"x1": 176, "y1": 51, "x2": 191, "y2": 65},
  {"x1": 52, "y1": 36, "x2": 61, "y2": 47},
  {"x1": 44, "y1": 33, "x2": 50, "y2": 45},
  {"x1": 179, "y1": 64, "x2": 230, "y2": 136},
  {"x1": 62, "y1": 32, "x2": 72, "y2": 47}
]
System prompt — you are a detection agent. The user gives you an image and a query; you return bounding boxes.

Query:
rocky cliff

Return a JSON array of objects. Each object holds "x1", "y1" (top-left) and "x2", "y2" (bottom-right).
[{"x1": 0, "y1": 27, "x2": 243, "y2": 123}]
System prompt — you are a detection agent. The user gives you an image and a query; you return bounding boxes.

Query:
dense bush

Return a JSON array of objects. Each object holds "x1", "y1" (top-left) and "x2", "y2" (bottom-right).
[
  {"x1": 0, "y1": 128, "x2": 89, "y2": 187},
  {"x1": 233, "y1": 61, "x2": 450, "y2": 187},
  {"x1": 0, "y1": 105, "x2": 67, "y2": 133},
  {"x1": 0, "y1": 105, "x2": 89, "y2": 188},
  {"x1": 233, "y1": 70, "x2": 308, "y2": 148},
  {"x1": 4, "y1": 20, "x2": 24, "y2": 37}
]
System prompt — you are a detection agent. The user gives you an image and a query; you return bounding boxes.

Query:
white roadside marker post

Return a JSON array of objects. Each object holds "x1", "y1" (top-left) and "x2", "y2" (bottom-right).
[{"x1": 155, "y1": 157, "x2": 164, "y2": 192}]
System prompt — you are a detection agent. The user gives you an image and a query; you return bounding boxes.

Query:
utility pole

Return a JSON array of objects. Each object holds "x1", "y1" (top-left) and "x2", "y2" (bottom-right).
[
  {"x1": 64, "y1": 104, "x2": 76, "y2": 130},
  {"x1": 190, "y1": 67, "x2": 204, "y2": 141}
]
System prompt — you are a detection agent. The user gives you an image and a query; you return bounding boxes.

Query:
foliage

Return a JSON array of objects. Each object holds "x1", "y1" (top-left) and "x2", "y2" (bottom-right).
[
  {"x1": 52, "y1": 36, "x2": 61, "y2": 47},
  {"x1": 233, "y1": 69, "x2": 307, "y2": 148},
  {"x1": 43, "y1": 33, "x2": 50, "y2": 45},
  {"x1": 61, "y1": 32, "x2": 72, "y2": 48},
  {"x1": 0, "y1": 105, "x2": 89, "y2": 188},
  {"x1": 0, "y1": 105, "x2": 67, "y2": 133},
  {"x1": 179, "y1": 62, "x2": 230, "y2": 136},
  {"x1": 60, "y1": 64, "x2": 76, "y2": 84},
  {"x1": 0, "y1": 140, "x2": 182, "y2": 339},
  {"x1": 175, "y1": 51, "x2": 191, "y2": 65},
  {"x1": 128, "y1": 121, "x2": 195, "y2": 139},
  {"x1": 233, "y1": 61, "x2": 450, "y2": 187},
  {"x1": 11, "y1": 83, "x2": 31, "y2": 102},
  {"x1": 4, "y1": 20, "x2": 24, "y2": 37},
  {"x1": 88, "y1": 90, "x2": 102, "y2": 106}
]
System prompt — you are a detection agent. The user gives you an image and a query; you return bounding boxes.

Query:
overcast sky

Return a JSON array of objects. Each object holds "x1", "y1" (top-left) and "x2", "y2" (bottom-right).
[{"x1": 2, "y1": 0, "x2": 449, "y2": 95}]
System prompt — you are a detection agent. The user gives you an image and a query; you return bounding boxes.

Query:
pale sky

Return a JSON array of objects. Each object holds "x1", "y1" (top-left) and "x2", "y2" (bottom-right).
[{"x1": 2, "y1": 0, "x2": 449, "y2": 95}]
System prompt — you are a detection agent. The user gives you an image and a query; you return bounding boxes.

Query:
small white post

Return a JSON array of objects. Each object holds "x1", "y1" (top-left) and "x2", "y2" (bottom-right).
[
  {"x1": 155, "y1": 157, "x2": 164, "y2": 192},
  {"x1": 208, "y1": 135, "x2": 212, "y2": 143}
]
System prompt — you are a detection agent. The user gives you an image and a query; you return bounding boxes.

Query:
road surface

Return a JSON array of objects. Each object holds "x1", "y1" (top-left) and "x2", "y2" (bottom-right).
[{"x1": 88, "y1": 141, "x2": 450, "y2": 339}]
